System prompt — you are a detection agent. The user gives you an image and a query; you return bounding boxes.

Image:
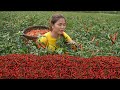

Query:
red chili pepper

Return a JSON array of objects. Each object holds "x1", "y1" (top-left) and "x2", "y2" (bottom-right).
[
  {"x1": 26, "y1": 29, "x2": 49, "y2": 37},
  {"x1": 0, "y1": 54, "x2": 120, "y2": 79}
]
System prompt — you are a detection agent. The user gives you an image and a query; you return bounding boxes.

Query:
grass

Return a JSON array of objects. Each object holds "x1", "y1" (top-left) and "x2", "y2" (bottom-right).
[{"x1": 0, "y1": 11, "x2": 120, "y2": 58}]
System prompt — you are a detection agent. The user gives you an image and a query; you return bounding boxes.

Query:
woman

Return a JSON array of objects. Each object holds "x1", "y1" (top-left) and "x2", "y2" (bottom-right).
[{"x1": 36, "y1": 14, "x2": 77, "y2": 51}]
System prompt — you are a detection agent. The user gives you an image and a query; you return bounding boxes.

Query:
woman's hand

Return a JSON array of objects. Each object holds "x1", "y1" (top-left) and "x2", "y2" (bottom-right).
[
  {"x1": 68, "y1": 40, "x2": 77, "y2": 46},
  {"x1": 67, "y1": 40, "x2": 83, "y2": 51}
]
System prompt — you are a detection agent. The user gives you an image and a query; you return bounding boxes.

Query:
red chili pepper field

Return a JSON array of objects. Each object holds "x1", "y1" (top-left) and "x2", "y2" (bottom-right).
[{"x1": 0, "y1": 54, "x2": 120, "y2": 79}]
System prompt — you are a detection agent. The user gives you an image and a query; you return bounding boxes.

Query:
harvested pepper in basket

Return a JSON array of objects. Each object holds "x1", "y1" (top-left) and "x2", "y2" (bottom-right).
[{"x1": 26, "y1": 29, "x2": 49, "y2": 37}]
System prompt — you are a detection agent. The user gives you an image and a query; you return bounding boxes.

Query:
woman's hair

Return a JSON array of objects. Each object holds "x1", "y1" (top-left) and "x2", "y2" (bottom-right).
[{"x1": 49, "y1": 14, "x2": 66, "y2": 31}]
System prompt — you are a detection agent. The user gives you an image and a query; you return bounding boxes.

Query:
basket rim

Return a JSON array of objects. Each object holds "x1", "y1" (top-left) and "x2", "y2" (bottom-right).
[{"x1": 23, "y1": 25, "x2": 49, "y2": 34}]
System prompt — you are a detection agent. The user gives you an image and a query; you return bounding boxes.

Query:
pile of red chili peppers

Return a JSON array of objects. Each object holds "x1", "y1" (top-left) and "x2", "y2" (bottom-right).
[
  {"x1": 26, "y1": 29, "x2": 49, "y2": 36},
  {"x1": 0, "y1": 54, "x2": 120, "y2": 79}
]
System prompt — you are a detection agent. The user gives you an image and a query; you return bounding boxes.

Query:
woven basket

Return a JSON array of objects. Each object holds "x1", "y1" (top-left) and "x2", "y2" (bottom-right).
[{"x1": 22, "y1": 25, "x2": 49, "y2": 40}]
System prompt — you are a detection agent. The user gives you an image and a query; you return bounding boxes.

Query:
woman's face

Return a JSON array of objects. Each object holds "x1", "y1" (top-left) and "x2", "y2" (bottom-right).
[{"x1": 52, "y1": 18, "x2": 66, "y2": 34}]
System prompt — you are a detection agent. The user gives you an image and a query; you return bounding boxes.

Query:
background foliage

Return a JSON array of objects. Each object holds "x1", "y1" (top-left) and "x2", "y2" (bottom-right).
[{"x1": 0, "y1": 11, "x2": 120, "y2": 58}]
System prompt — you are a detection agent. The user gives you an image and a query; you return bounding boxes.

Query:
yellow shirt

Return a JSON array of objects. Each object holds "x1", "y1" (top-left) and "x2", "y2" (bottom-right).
[{"x1": 37, "y1": 31, "x2": 72, "y2": 51}]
